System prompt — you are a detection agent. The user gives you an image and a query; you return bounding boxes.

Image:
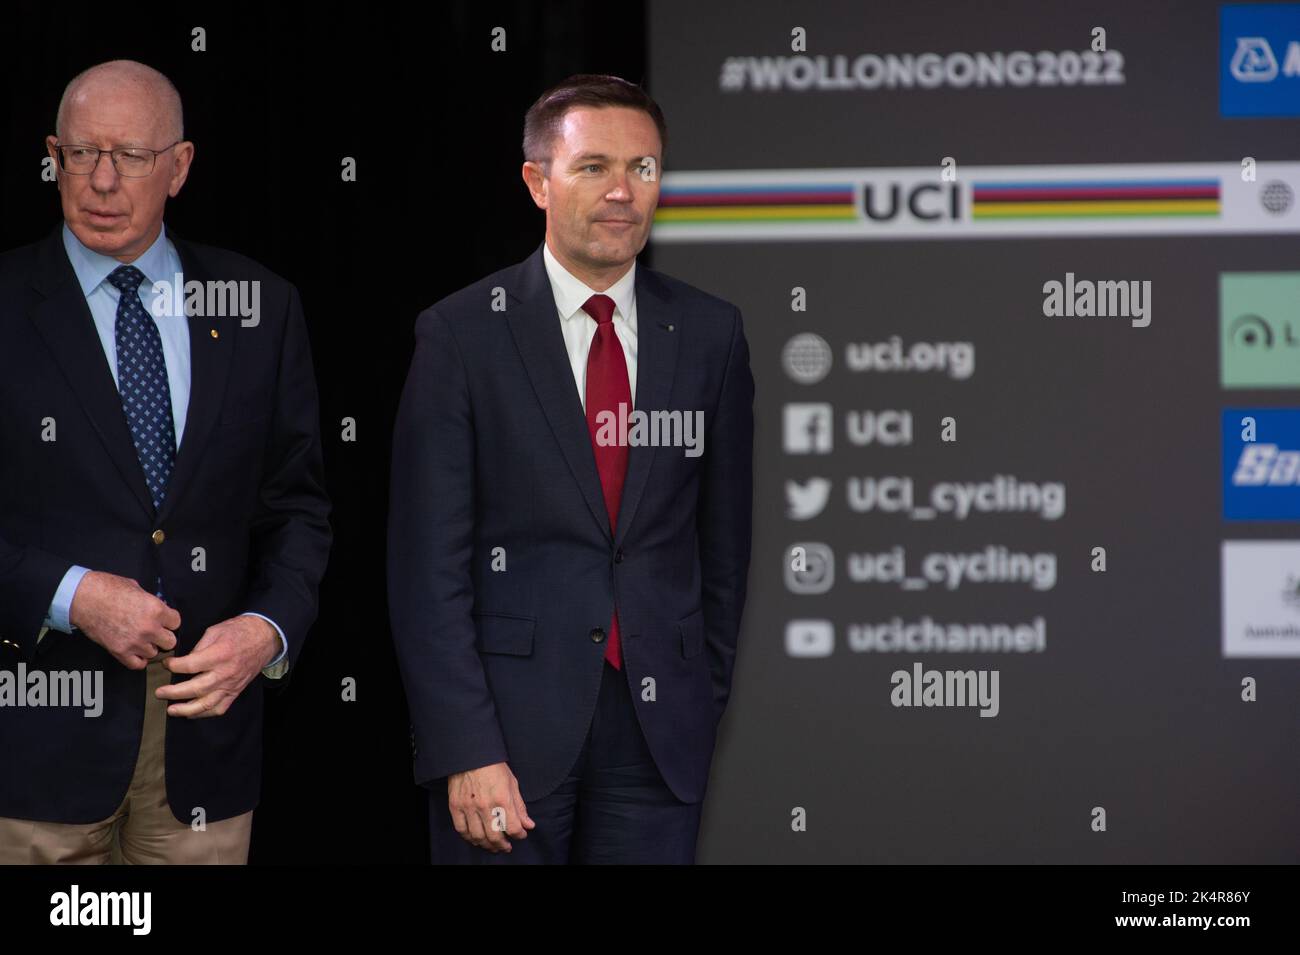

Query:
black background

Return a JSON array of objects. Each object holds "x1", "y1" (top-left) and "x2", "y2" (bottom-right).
[{"x1": 1, "y1": 0, "x2": 646, "y2": 863}]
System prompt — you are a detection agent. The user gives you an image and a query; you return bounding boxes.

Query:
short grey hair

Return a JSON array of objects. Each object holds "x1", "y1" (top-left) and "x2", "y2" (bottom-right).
[{"x1": 56, "y1": 60, "x2": 184, "y2": 143}]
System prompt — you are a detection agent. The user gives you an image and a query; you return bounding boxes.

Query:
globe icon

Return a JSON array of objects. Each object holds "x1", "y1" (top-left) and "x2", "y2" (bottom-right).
[
  {"x1": 1261, "y1": 181, "x2": 1293, "y2": 215},
  {"x1": 783, "y1": 333, "x2": 832, "y2": 384}
]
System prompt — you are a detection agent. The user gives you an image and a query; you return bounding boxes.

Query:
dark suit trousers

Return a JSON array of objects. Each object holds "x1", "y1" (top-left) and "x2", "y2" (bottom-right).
[{"x1": 429, "y1": 660, "x2": 704, "y2": 864}]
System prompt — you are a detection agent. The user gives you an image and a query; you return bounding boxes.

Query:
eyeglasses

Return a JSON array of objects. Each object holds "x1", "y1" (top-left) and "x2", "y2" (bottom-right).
[{"x1": 54, "y1": 141, "x2": 180, "y2": 178}]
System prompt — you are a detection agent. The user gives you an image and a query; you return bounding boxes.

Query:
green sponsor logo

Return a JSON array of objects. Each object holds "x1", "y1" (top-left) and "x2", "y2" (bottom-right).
[{"x1": 1221, "y1": 272, "x2": 1300, "y2": 388}]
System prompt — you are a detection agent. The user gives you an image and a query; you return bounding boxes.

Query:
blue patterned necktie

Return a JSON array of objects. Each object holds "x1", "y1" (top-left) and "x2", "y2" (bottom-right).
[{"x1": 107, "y1": 264, "x2": 177, "y2": 512}]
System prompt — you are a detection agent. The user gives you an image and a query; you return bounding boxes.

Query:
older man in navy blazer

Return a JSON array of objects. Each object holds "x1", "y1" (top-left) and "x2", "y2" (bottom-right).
[
  {"x1": 388, "y1": 74, "x2": 753, "y2": 864},
  {"x1": 0, "y1": 60, "x2": 331, "y2": 863}
]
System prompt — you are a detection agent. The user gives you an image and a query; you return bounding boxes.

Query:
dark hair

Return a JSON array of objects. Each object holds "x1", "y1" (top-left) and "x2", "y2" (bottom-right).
[{"x1": 523, "y1": 74, "x2": 667, "y2": 172}]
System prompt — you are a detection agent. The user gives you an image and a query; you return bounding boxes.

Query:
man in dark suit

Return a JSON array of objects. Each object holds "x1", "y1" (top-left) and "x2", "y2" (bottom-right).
[
  {"x1": 0, "y1": 60, "x2": 331, "y2": 863},
  {"x1": 388, "y1": 74, "x2": 753, "y2": 863}
]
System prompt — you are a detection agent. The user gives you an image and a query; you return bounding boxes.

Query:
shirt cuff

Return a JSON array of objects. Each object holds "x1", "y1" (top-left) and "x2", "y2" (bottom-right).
[
  {"x1": 44, "y1": 565, "x2": 91, "y2": 638},
  {"x1": 241, "y1": 612, "x2": 289, "y2": 679}
]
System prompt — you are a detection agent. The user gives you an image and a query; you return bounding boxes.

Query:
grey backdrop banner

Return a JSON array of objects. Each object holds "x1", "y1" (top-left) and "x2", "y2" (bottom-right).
[{"x1": 649, "y1": 0, "x2": 1300, "y2": 862}]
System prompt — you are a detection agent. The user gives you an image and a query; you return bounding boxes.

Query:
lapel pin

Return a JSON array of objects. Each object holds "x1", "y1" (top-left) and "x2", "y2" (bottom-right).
[{"x1": 210, "y1": 329, "x2": 219, "y2": 339}]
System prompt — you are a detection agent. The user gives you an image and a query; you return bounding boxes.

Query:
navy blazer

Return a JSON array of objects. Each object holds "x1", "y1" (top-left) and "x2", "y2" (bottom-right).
[
  {"x1": 387, "y1": 243, "x2": 753, "y2": 804},
  {"x1": 0, "y1": 225, "x2": 331, "y2": 824}
]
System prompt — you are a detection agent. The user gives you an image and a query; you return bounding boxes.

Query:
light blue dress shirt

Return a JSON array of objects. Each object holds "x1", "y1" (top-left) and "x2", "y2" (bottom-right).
[{"x1": 42, "y1": 223, "x2": 287, "y2": 669}]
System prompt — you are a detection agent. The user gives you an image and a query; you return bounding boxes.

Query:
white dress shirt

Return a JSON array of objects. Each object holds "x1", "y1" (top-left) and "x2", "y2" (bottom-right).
[{"x1": 541, "y1": 241, "x2": 637, "y2": 411}]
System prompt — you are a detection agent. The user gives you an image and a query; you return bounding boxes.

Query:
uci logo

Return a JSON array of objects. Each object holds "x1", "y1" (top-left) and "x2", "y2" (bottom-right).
[
  {"x1": 1231, "y1": 37, "x2": 1279, "y2": 82},
  {"x1": 861, "y1": 182, "x2": 959, "y2": 223}
]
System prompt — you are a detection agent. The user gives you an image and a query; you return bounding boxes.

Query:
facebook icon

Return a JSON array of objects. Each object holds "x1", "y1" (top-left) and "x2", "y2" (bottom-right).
[{"x1": 784, "y1": 403, "x2": 833, "y2": 454}]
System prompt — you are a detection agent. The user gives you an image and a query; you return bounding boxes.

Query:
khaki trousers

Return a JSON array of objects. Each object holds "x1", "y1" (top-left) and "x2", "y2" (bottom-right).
[{"x1": 0, "y1": 650, "x2": 253, "y2": 864}]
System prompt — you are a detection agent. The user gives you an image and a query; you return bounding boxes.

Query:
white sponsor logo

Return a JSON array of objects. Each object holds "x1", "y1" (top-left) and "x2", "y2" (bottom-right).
[{"x1": 1222, "y1": 541, "x2": 1300, "y2": 657}]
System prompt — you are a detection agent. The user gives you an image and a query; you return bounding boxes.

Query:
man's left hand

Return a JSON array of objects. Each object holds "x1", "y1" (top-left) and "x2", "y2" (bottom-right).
[{"x1": 156, "y1": 615, "x2": 280, "y2": 718}]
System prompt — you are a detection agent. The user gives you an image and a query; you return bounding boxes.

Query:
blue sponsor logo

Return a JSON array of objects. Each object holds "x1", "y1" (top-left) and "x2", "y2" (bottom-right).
[
  {"x1": 1223, "y1": 408, "x2": 1300, "y2": 520},
  {"x1": 1220, "y1": 4, "x2": 1300, "y2": 117}
]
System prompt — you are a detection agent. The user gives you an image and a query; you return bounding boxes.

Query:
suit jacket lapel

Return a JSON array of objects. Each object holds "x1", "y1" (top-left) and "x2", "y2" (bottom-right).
[
  {"x1": 506, "y1": 245, "x2": 613, "y2": 543},
  {"x1": 27, "y1": 225, "x2": 236, "y2": 524},
  {"x1": 29, "y1": 225, "x2": 156, "y2": 519},
  {"x1": 505, "y1": 243, "x2": 681, "y2": 549},
  {"x1": 156, "y1": 230, "x2": 234, "y2": 524},
  {"x1": 614, "y1": 268, "x2": 678, "y2": 548}
]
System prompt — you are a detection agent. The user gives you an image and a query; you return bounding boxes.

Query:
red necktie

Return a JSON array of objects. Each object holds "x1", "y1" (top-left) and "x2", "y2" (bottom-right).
[{"x1": 582, "y1": 293, "x2": 629, "y2": 669}]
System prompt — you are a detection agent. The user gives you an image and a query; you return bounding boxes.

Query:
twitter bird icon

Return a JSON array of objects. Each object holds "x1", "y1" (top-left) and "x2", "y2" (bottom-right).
[{"x1": 786, "y1": 478, "x2": 831, "y2": 520}]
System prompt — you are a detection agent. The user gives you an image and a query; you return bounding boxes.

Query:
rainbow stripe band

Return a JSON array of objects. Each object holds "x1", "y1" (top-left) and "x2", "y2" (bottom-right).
[
  {"x1": 657, "y1": 205, "x2": 857, "y2": 222},
  {"x1": 653, "y1": 176, "x2": 1226, "y2": 224},
  {"x1": 656, "y1": 184, "x2": 856, "y2": 223},
  {"x1": 972, "y1": 179, "x2": 1221, "y2": 217}
]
